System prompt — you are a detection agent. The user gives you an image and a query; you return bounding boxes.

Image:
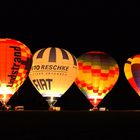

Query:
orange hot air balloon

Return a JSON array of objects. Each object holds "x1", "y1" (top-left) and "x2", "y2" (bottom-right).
[
  {"x1": 0, "y1": 38, "x2": 32, "y2": 110},
  {"x1": 124, "y1": 54, "x2": 140, "y2": 96},
  {"x1": 29, "y1": 47, "x2": 78, "y2": 111},
  {"x1": 75, "y1": 51, "x2": 119, "y2": 111}
]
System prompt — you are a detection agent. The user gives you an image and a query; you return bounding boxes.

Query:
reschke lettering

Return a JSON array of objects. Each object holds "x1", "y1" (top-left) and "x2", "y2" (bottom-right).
[{"x1": 31, "y1": 65, "x2": 69, "y2": 71}]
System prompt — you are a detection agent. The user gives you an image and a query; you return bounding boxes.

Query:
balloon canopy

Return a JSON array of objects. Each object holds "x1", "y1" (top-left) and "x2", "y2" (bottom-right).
[
  {"x1": 0, "y1": 38, "x2": 32, "y2": 104},
  {"x1": 75, "y1": 51, "x2": 120, "y2": 109},
  {"x1": 29, "y1": 47, "x2": 78, "y2": 107},
  {"x1": 124, "y1": 54, "x2": 140, "y2": 96}
]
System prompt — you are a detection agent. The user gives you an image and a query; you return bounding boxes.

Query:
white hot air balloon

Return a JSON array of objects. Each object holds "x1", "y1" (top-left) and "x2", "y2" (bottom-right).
[{"x1": 29, "y1": 47, "x2": 78, "y2": 111}]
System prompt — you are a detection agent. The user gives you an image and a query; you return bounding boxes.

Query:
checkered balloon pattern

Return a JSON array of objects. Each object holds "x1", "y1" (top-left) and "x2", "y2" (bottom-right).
[
  {"x1": 0, "y1": 38, "x2": 32, "y2": 103},
  {"x1": 75, "y1": 51, "x2": 119, "y2": 107}
]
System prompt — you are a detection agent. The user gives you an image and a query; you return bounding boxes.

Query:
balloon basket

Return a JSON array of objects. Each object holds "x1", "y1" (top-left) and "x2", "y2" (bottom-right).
[
  {"x1": 89, "y1": 106, "x2": 99, "y2": 111},
  {"x1": 49, "y1": 106, "x2": 61, "y2": 111},
  {"x1": 14, "y1": 106, "x2": 24, "y2": 111},
  {"x1": 89, "y1": 107, "x2": 108, "y2": 112}
]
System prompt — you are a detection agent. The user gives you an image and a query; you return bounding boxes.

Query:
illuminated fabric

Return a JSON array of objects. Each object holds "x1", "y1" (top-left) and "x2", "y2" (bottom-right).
[
  {"x1": 29, "y1": 47, "x2": 77, "y2": 106},
  {"x1": 0, "y1": 38, "x2": 32, "y2": 103},
  {"x1": 124, "y1": 54, "x2": 140, "y2": 96},
  {"x1": 75, "y1": 51, "x2": 119, "y2": 107}
]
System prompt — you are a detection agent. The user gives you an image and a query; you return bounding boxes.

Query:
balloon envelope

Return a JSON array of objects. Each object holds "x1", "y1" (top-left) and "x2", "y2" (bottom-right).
[
  {"x1": 29, "y1": 47, "x2": 78, "y2": 106},
  {"x1": 124, "y1": 54, "x2": 140, "y2": 96},
  {"x1": 75, "y1": 51, "x2": 119, "y2": 108},
  {"x1": 0, "y1": 38, "x2": 32, "y2": 104}
]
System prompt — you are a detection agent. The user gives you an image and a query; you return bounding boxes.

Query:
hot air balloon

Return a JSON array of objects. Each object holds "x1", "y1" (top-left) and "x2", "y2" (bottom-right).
[
  {"x1": 29, "y1": 47, "x2": 78, "y2": 111},
  {"x1": 124, "y1": 54, "x2": 140, "y2": 96},
  {"x1": 75, "y1": 51, "x2": 119, "y2": 111},
  {"x1": 0, "y1": 38, "x2": 32, "y2": 110}
]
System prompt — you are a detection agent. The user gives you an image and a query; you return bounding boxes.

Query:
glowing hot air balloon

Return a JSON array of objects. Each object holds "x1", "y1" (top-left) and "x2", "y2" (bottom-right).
[
  {"x1": 75, "y1": 51, "x2": 119, "y2": 111},
  {"x1": 124, "y1": 54, "x2": 140, "y2": 96},
  {"x1": 0, "y1": 38, "x2": 32, "y2": 110},
  {"x1": 29, "y1": 47, "x2": 77, "y2": 111}
]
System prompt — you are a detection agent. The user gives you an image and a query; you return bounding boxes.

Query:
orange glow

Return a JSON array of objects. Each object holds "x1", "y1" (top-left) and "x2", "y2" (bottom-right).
[
  {"x1": 0, "y1": 38, "x2": 32, "y2": 104},
  {"x1": 0, "y1": 94, "x2": 13, "y2": 104},
  {"x1": 75, "y1": 51, "x2": 119, "y2": 108}
]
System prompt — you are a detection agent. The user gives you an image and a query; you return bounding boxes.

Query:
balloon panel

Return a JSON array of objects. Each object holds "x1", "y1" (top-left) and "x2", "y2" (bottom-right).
[
  {"x1": 124, "y1": 55, "x2": 140, "y2": 96},
  {"x1": 132, "y1": 64, "x2": 140, "y2": 89},
  {"x1": 29, "y1": 47, "x2": 77, "y2": 102},
  {"x1": 0, "y1": 38, "x2": 32, "y2": 103},
  {"x1": 75, "y1": 51, "x2": 119, "y2": 107}
]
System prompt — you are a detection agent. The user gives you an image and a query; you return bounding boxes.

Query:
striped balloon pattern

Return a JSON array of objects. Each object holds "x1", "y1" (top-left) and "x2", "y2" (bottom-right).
[
  {"x1": 29, "y1": 47, "x2": 77, "y2": 106},
  {"x1": 75, "y1": 51, "x2": 119, "y2": 108},
  {"x1": 124, "y1": 54, "x2": 140, "y2": 96},
  {"x1": 0, "y1": 38, "x2": 32, "y2": 104}
]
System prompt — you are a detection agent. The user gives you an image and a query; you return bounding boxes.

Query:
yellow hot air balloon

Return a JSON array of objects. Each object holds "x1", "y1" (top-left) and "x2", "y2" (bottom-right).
[
  {"x1": 75, "y1": 51, "x2": 119, "y2": 111},
  {"x1": 124, "y1": 54, "x2": 140, "y2": 96},
  {"x1": 0, "y1": 38, "x2": 32, "y2": 110},
  {"x1": 29, "y1": 47, "x2": 78, "y2": 111}
]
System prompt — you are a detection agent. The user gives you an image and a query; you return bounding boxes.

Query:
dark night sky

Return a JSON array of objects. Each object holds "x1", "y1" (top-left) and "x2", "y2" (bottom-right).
[{"x1": 1, "y1": 1, "x2": 140, "y2": 110}]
